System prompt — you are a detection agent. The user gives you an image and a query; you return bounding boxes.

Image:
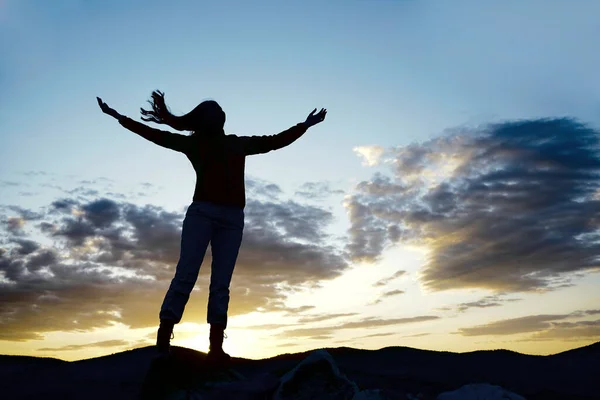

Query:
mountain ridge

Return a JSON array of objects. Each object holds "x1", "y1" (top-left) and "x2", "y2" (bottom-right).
[{"x1": 1, "y1": 341, "x2": 598, "y2": 399}]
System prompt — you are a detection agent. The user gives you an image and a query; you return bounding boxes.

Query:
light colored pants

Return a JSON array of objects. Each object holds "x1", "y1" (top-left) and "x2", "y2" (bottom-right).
[{"x1": 160, "y1": 201, "x2": 244, "y2": 328}]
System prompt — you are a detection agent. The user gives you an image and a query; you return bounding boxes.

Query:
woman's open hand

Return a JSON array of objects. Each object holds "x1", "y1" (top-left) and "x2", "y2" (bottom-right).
[
  {"x1": 97, "y1": 97, "x2": 123, "y2": 120},
  {"x1": 304, "y1": 108, "x2": 327, "y2": 128}
]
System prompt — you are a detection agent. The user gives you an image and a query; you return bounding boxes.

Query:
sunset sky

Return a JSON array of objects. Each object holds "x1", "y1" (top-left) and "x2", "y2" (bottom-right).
[{"x1": 1, "y1": 0, "x2": 600, "y2": 362}]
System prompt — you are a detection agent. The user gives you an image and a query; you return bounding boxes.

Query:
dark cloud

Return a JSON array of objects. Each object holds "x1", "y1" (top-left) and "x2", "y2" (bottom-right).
[
  {"x1": 281, "y1": 315, "x2": 439, "y2": 338},
  {"x1": 0, "y1": 179, "x2": 348, "y2": 341},
  {"x1": 455, "y1": 295, "x2": 521, "y2": 313},
  {"x1": 456, "y1": 309, "x2": 600, "y2": 341},
  {"x1": 53, "y1": 218, "x2": 97, "y2": 246},
  {"x1": 244, "y1": 199, "x2": 335, "y2": 243},
  {"x1": 373, "y1": 270, "x2": 406, "y2": 287},
  {"x1": 11, "y1": 238, "x2": 40, "y2": 255},
  {"x1": 457, "y1": 314, "x2": 570, "y2": 336},
  {"x1": 382, "y1": 289, "x2": 404, "y2": 297},
  {"x1": 308, "y1": 335, "x2": 333, "y2": 340},
  {"x1": 523, "y1": 320, "x2": 600, "y2": 341},
  {"x1": 37, "y1": 339, "x2": 129, "y2": 352},
  {"x1": 50, "y1": 199, "x2": 78, "y2": 213},
  {"x1": 346, "y1": 118, "x2": 600, "y2": 292},
  {"x1": 26, "y1": 249, "x2": 58, "y2": 271},
  {"x1": 295, "y1": 181, "x2": 345, "y2": 201}
]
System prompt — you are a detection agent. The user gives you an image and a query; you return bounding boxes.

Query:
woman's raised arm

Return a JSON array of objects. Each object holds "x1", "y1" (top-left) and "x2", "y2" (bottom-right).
[
  {"x1": 240, "y1": 108, "x2": 327, "y2": 155},
  {"x1": 97, "y1": 97, "x2": 189, "y2": 153}
]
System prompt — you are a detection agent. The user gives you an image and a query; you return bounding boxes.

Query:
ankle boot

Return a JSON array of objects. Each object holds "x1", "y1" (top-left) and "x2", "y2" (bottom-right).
[
  {"x1": 207, "y1": 323, "x2": 230, "y2": 362},
  {"x1": 156, "y1": 320, "x2": 174, "y2": 356}
]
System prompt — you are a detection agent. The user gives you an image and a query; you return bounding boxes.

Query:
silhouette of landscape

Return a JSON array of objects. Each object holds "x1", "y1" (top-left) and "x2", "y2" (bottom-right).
[{"x1": 1, "y1": 341, "x2": 598, "y2": 399}]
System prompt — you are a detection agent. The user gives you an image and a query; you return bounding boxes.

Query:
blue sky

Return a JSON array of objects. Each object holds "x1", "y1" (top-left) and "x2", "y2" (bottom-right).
[
  {"x1": 1, "y1": 0, "x2": 600, "y2": 361},
  {"x1": 3, "y1": 0, "x2": 600, "y2": 199}
]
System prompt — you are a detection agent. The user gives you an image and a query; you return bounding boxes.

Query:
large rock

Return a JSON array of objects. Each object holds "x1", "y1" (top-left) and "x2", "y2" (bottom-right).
[
  {"x1": 436, "y1": 383, "x2": 526, "y2": 400},
  {"x1": 273, "y1": 349, "x2": 359, "y2": 400}
]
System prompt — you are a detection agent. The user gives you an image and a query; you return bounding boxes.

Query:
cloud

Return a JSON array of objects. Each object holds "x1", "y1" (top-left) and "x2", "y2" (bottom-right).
[
  {"x1": 37, "y1": 339, "x2": 129, "y2": 352},
  {"x1": 356, "y1": 332, "x2": 397, "y2": 339},
  {"x1": 0, "y1": 179, "x2": 348, "y2": 341},
  {"x1": 5, "y1": 217, "x2": 25, "y2": 234},
  {"x1": 457, "y1": 314, "x2": 568, "y2": 336},
  {"x1": 456, "y1": 309, "x2": 600, "y2": 341},
  {"x1": 401, "y1": 333, "x2": 430, "y2": 338},
  {"x1": 281, "y1": 315, "x2": 439, "y2": 338},
  {"x1": 6, "y1": 206, "x2": 44, "y2": 221},
  {"x1": 454, "y1": 295, "x2": 522, "y2": 313},
  {"x1": 241, "y1": 323, "x2": 299, "y2": 330},
  {"x1": 523, "y1": 321, "x2": 600, "y2": 341},
  {"x1": 284, "y1": 305, "x2": 315, "y2": 313},
  {"x1": 353, "y1": 145, "x2": 385, "y2": 167},
  {"x1": 368, "y1": 271, "x2": 407, "y2": 305},
  {"x1": 295, "y1": 181, "x2": 345, "y2": 201},
  {"x1": 0, "y1": 181, "x2": 20, "y2": 187},
  {"x1": 347, "y1": 118, "x2": 600, "y2": 292},
  {"x1": 20, "y1": 171, "x2": 49, "y2": 177},
  {"x1": 373, "y1": 270, "x2": 406, "y2": 287},
  {"x1": 308, "y1": 335, "x2": 333, "y2": 340},
  {"x1": 297, "y1": 313, "x2": 358, "y2": 324},
  {"x1": 245, "y1": 177, "x2": 283, "y2": 199},
  {"x1": 382, "y1": 289, "x2": 404, "y2": 297}
]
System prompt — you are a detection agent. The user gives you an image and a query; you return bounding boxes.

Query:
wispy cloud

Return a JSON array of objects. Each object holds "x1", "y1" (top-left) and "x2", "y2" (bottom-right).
[
  {"x1": 295, "y1": 181, "x2": 345, "y2": 201},
  {"x1": 373, "y1": 270, "x2": 406, "y2": 287},
  {"x1": 297, "y1": 313, "x2": 359, "y2": 324},
  {"x1": 456, "y1": 309, "x2": 600, "y2": 342},
  {"x1": 281, "y1": 315, "x2": 439, "y2": 338},
  {"x1": 454, "y1": 295, "x2": 522, "y2": 313},
  {"x1": 38, "y1": 339, "x2": 129, "y2": 352}
]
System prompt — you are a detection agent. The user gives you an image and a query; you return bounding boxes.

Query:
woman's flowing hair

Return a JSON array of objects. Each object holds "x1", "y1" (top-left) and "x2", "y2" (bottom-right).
[{"x1": 140, "y1": 90, "x2": 225, "y2": 134}]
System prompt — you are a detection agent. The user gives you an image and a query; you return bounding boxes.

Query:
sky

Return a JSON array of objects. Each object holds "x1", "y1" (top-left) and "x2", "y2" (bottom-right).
[{"x1": 1, "y1": 0, "x2": 600, "y2": 362}]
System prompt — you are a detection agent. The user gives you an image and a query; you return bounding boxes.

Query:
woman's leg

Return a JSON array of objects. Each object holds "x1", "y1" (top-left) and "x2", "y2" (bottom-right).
[
  {"x1": 207, "y1": 206, "x2": 244, "y2": 330},
  {"x1": 159, "y1": 203, "x2": 213, "y2": 324}
]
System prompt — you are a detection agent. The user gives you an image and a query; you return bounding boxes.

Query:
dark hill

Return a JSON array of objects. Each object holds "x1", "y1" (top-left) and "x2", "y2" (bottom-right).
[{"x1": 1, "y1": 342, "x2": 598, "y2": 399}]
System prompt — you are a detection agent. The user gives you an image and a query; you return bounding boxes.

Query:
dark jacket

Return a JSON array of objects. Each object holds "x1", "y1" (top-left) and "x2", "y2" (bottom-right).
[{"x1": 119, "y1": 117, "x2": 308, "y2": 209}]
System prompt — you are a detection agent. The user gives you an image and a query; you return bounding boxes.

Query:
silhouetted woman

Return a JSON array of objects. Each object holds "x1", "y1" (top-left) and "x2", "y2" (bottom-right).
[{"x1": 97, "y1": 92, "x2": 326, "y2": 362}]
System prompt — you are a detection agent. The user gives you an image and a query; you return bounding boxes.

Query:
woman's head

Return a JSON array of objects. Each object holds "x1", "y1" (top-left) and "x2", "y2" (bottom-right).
[
  {"x1": 140, "y1": 90, "x2": 226, "y2": 135},
  {"x1": 182, "y1": 100, "x2": 226, "y2": 133}
]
